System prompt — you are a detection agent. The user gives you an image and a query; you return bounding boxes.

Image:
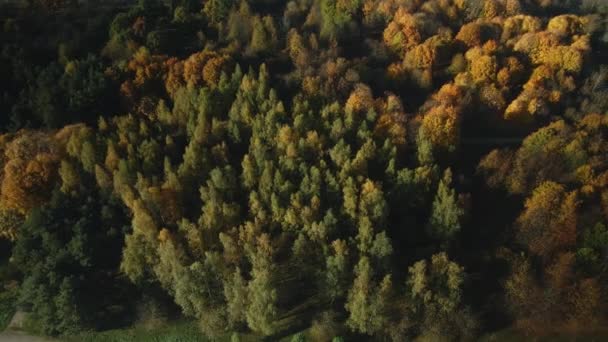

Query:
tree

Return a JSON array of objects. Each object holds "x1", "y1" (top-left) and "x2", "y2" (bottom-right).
[
  {"x1": 1, "y1": 132, "x2": 61, "y2": 215},
  {"x1": 59, "y1": 159, "x2": 81, "y2": 194},
  {"x1": 345, "y1": 256, "x2": 393, "y2": 335},
  {"x1": 427, "y1": 169, "x2": 464, "y2": 242},
  {"x1": 416, "y1": 126, "x2": 434, "y2": 165},
  {"x1": 80, "y1": 141, "x2": 97, "y2": 173},
  {"x1": 320, "y1": 0, "x2": 360, "y2": 39},
  {"x1": 325, "y1": 239, "x2": 350, "y2": 302},
  {"x1": 383, "y1": 8, "x2": 423, "y2": 56},
  {"x1": 60, "y1": 55, "x2": 115, "y2": 124},
  {"x1": 246, "y1": 234, "x2": 278, "y2": 335},
  {"x1": 405, "y1": 253, "x2": 476, "y2": 340},
  {"x1": 516, "y1": 181, "x2": 577, "y2": 259},
  {"x1": 224, "y1": 267, "x2": 248, "y2": 328},
  {"x1": 248, "y1": 16, "x2": 278, "y2": 56},
  {"x1": 0, "y1": 209, "x2": 24, "y2": 241},
  {"x1": 204, "y1": 0, "x2": 235, "y2": 25},
  {"x1": 13, "y1": 189, "x2": 130, "y2": 335}
]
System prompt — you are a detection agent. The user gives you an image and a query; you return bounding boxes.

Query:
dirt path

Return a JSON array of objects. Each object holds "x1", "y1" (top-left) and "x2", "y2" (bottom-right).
[
  {"x1": 0, "y1": 331, "x2": 55, "y2": 342},
  {"x1": 1, "y1": 312, "x2": 56, "y2": 342}
]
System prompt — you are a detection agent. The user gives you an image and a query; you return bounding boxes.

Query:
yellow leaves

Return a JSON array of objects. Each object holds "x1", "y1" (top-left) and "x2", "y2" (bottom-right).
[
  {"x1": 129, "y1": 47, "x2": 167, "y2": 87},
  {"x1": 544, "y1": 46, "x2": 584, "y2": 73},
  {"x1": 386, "y1": 63, "x2": 406, "y2": 83},
  {"x1": 517, "y1": 182, "x2": 578, "y2": 259},
  {"x1": 375, "y1": 114, "x2": 407, "y2": 147},
  {"x1": 555, "y1": 191, "x2": 578, "y2": 250},
  {"x1": 164, "y1": 51, "x2": 232, "y2": 97},
  {"x1": 363, "y1": 0, "x2": 401, "y2": 25},
  {"x1": 578, "y1": 113, "x2": 607, "y2": 131},
  {"x1": 502, "y1": 15, "x2": 543, "y2": 44},
  {"x1": 105, "y1": 143, "x2": 120, "y2": 172},
  {"x1": 479, "y1": 84, "x2": 507, "y2": 110},
  {"x1": 351, "y1": 140, "x2": 376, "y2": 174},
  {"x1": 132, "y1": 198, "x2": 159, "y2": 242},
  {"x1": 404, "y1": 43, "x2": 435, "y2": 70},
  {"x1": 382, "y1": 8, "x2": 422, "y2": 55},
  {"x1": 568, "y1": 278, "x2": 601, "y2": 327},
  {"x1": 514, "y1": 32, "x2": 558, "y2": 64},
  {"x1": 570, "y1": 34, "x2": 591, "y2": 52},
  {"x1": 183, "y1": 51, "x2": 228, "y2": 87},
  {"x1": 59, "y1": 159, "x2": 80, "y2": 194},
  {"x1": 305, "y1": 130, "x2": 323, "y2": 154},
  {"x1": 345, "y1": 83, "x2": 374, "y2": 115},
  {"x1": 287, "y1": 29, "x2": 309, "y2": 70},
  {"x1": 421, "y1": 105, "x2": 459, "y2": 151},
  {"x1": 496, "y1": 56, "x2": 524, "y2": 87},
  {"x1": 158, "y1": 228, "x2": 172, "y2": 243},
  {"x1": 95, "y1": 164, "x2": 112, "y2": 190},
  {"x1": 514, "y1": 28, "x2": 589, "y2": 74},
  {"x1": 120, "y1": 47, "x2": 168, "y2": 101},
  {"x1": 0, "y1": 131, "x2": 62, "y2": 215},
  {"x1": 0, "y1": 209, "x2": 23, "y2": 241},
  {"x1": 277, "y1": 125, "x2": 295, "y2": 146},
  {"x1": 482, "y1": 0, "x2": 501, "y2": 19},
  {"x1": 332, "y1": 239, "x2": 348, "y2": 256},
  {"x1": 301, "y1": 76, "x2": 321, "y2": 96},
  {"x1": 433, "y1": 82, "x2": 464, "y2": 106},
  {"x1": 456, "y1": 22, "x2": 486, "y2": 47},
  {"x1": 469, "y1": 54, "x2": 497, "y2": 82},
  {"x1": 374, "y1": 94, "x2": 407, "y2": 148},
  {"x1": 477, "y1": 149, "x2": 514, "y2": 188},
  {"x1": 360, "y1": 179, "x2": 378, "y2": 198},
  {"x1": 164, "y1": 57, "x2": 184, "y2": 97},
  {"x1": 506, "y1": 252, "x2": 603, "y2": 333},
  {"x1": 504, "y1": 0, "x2": 522, "y2": 15},
  {"x1": 547, "y1": 15, "x2": 585, "y2": 37},
  {"x1": 203, "y1": 55, "x2": 230, "y2": 86},
  {"x1": 416, "y1": 82, "x2": 465, "y2": 154},
  {"x1": 524, "y1": 65, "x2": 552, "y2": 90},
  {"x1": 505, "y1": 64, "x2": 576, "y2": 121},
  {"x1": 505, "y1": 256, "x2": 539, "y2": 317},
  {"x1": 182, "y1": 55, "x2": 206, "y2": 89}
]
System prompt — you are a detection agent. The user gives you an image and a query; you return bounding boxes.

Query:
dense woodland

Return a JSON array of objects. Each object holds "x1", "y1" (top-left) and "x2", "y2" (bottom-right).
[{"x1": 1, "y1": 0, "x2": 608, "y2": 340}]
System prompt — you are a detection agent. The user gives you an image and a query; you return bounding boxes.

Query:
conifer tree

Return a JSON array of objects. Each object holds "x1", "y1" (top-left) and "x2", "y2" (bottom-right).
[{"x1": 427, "y1": 169, "x2": 463, "y2": 241}]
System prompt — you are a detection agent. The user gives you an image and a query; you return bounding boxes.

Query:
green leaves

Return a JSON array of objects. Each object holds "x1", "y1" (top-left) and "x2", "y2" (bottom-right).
[
  {"x1": 345, "y1": 256, "x2": 392, "y2": 335},
  {"x1": 427, "y1": 169, "x2": 463, "y2": 242},
  {"x1": 14, "y1": 188, "x2": 129, "y2": 335}
]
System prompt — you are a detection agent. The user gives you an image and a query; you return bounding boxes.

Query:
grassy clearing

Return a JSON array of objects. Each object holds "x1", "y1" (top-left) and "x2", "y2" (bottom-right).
[
  {"x1": 480, "y1": 329, "x2": 608, "y2": 342},
  {"x1": 65, "y1": 320, "x2": 317, "y2": 342},
  {"x1": 65, "y1": 321, "x2": 207, "y2": 342}
]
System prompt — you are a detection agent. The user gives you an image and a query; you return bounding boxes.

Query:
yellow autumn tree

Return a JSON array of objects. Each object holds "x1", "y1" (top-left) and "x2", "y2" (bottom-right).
[
  {"x1": 516, "y1": 181, "x2": 577, "y2": 259},
  {"x1": 383, "y1": 8, "x2": 424, "y2": 56},
  {"x1": 0, "y1": 132, "x2": 62, "y2": 215}
]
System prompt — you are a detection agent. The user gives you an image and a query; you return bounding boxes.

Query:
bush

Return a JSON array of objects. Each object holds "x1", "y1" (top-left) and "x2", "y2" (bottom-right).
[
  {"x1": 0, "y1": 288, "x2": 17, "y2": 331},
  {"x1": 308, "y1": 311, "x2": 341, "y2": 342}
]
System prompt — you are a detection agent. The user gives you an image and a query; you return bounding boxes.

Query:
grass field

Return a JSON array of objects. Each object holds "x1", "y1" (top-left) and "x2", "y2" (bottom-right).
[
  {"x1": 480, "y1": 329, "x2": 608, "y2": 342},
  {"x1": 14, "y1": 319, "x2": 608, "y2": 342},
  {"x1": 65, "y1": 320, "x2": 312, "y2": 342},
  {"x1": 65, "y1": 321, "x2": 208, "y2": 342}
]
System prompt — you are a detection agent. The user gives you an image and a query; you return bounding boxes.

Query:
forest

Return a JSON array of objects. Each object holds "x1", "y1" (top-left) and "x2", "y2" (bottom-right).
[{"x1": 0, "y1": 0, "x2": 607, "y2": 340}]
